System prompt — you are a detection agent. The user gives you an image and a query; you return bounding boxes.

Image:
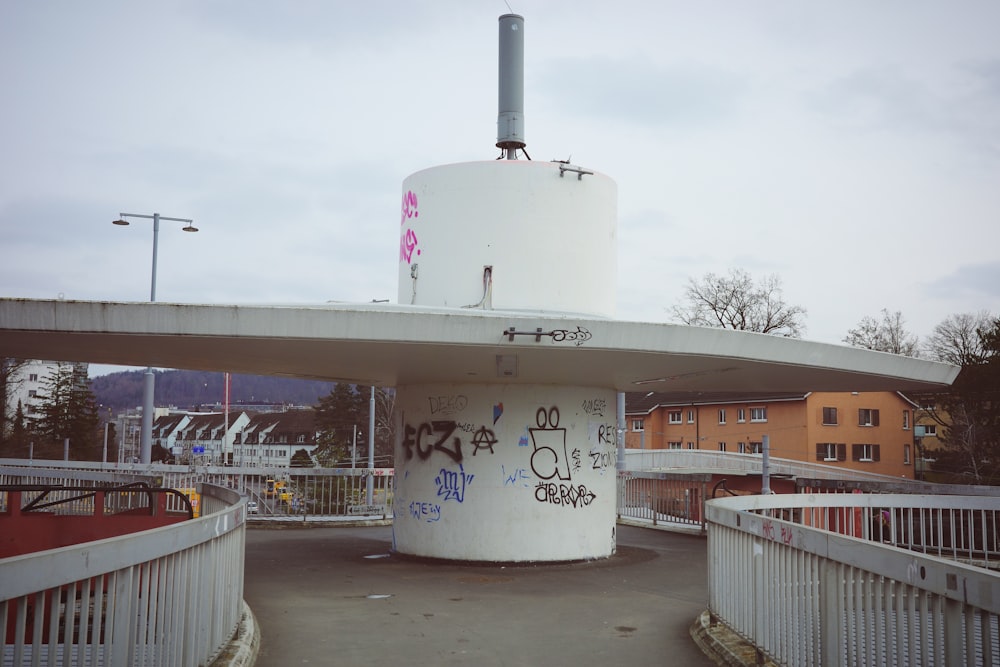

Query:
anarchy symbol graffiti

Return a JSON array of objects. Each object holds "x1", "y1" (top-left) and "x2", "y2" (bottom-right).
[{"x1": 471, "y1": 426, "x2": 498, "y2": 456}]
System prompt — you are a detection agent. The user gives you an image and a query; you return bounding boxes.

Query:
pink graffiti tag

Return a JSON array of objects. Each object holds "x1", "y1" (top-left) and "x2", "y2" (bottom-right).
[
  {"x1": 399, "y1": 190, "x2": 421, "y2": 263},
  {"x1": 761, "y1": 519, "x2": 776, "y2": 541},
  {"x1": 401, "y1": 190, "x2": 418, "y2": 225},
  {"x1": 400, "y1": 228, "x2": 419, "y2": 263}
]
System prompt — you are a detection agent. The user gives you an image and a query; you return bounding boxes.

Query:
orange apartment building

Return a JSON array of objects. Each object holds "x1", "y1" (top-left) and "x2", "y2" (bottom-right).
[{"x1": 624, "y1": 391, "x2": 921, "y2": 479}]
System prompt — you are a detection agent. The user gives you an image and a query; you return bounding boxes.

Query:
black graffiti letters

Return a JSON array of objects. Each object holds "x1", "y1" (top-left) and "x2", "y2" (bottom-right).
[
  {"x1": 590, "y1": 449, "x2": 614, "y2": 470},
  {"x1": 535, "y1": 482, "x2": 597, "y2": 508},
  {"x1": 402, "y1": 420, "x2": 463, "y2": 463},
  {"x1": 471, "y1": 426, "x2": 498, "y2": 456},
  {"x1": 529, "y1": 407, "x2": 571, "y2": 481},
  {"x1": 550, "y1": 327, "x2": 592, "y2": 346}
]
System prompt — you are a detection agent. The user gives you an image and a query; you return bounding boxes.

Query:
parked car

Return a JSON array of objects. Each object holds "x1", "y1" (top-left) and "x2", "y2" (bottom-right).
[{"x1": 246, "y1": 500, "x2": 258, "y2": 515}]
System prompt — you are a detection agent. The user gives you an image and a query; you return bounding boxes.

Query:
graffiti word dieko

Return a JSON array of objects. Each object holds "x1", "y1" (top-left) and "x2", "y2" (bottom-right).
[
  {"x1": 409, "y1": 501, "x2": 441, "y2": 522},
  {"x1": 436, "y1": 464, "x2": 474, "y2": 503},
  {"x1": 535, "y1": 482, "x2": 597, "y2": 508},
  {"x1": 402, "y1": 421, "x2": 463, "y2": 463},
  {"x1": 428, "y1": 394, "x2": 468, "y2": 415},
  {"x1": 582, "y1": 398, "x2": 607, "y2": 417}
]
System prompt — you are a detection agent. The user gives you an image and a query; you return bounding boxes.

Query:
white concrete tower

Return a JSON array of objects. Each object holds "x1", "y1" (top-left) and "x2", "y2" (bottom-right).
[{"x1": 393, "y1": 14, "x2": 621, "y2": 562}]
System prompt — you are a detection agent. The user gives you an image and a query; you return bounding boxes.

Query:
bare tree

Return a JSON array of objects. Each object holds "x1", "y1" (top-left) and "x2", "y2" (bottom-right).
[
  {"x1": 843, "y1": 309, "x2": 920, "y2": 356},
  {"x1": 924, "y1": 310, "x2": 995, "y2": 366},
  {"x1": 671, "y1": 269, "x2": 806, "y2": 337}
]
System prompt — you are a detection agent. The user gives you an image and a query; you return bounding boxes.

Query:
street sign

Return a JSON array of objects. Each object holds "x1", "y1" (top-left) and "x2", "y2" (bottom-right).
[{"x1": 193, "y1": 446, "x2": 205, "y2": 454}]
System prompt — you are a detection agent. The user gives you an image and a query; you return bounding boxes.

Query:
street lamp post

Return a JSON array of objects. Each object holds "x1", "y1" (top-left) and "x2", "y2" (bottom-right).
[{"x1": 113, "y1": 212, "x2": 198, "y2": 464}]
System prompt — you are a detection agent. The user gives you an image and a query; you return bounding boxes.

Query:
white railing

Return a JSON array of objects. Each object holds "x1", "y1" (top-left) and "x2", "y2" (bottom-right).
[
  {"x1": 1, "y1": 483, "x2": 246, "y2": 666},
  {"x1": 617, "y1": 471, "x2": 711, "y2": 532},
  {"x1": 623, "y1": 448, "x2": 914, "y2": 483},
  {"x1": 706, "y1": 493, "x2": 1000, "y2": 666},
  {"x1": 0, "y1": 459, "x2": 394, "y2": 520}
]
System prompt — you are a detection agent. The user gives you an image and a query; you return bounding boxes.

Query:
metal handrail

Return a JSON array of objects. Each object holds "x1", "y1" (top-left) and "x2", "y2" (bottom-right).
[
  {"x1": 706, "y1": 493, "x2": 1000, "y2": 666},
  {"x1": 1, "y1": 483, "x2": 245, "y2": 666}
]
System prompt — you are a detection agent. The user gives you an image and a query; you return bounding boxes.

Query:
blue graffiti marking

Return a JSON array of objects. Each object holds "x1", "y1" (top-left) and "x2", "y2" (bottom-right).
[
  {"x1": 501, "y1": 464, "x2": 533, "y2": 488},
  {"x1": 435, "y1": 463, "x2": 474, "y2": 502},
  {"x1": 409, "y1": 501, "x2": 442, "y2": 522}
]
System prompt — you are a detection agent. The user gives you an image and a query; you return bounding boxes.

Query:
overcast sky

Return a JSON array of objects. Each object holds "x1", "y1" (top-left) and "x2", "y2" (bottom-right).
[{"x1": 2, "y1": 1, "x2": 998, "y2": 376}]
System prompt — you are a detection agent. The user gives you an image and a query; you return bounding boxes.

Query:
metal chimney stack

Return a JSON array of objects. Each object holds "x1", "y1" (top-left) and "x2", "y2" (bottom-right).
[{"x1": 496, "y1": 14, "x2": 525, "y2": 159}]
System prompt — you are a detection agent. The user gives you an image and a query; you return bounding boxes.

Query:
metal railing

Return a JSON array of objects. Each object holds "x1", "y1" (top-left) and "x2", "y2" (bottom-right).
[
  {"x1": 0, "y1": 459, "x2": 394, "y2": 520},
  {"x1": 617, "y1": 471, "x2": 711, "y2": 532},
  {"x1": 623, "y1": 448, "x2": 914, "y2": 483},
  {"x1": 706, "y1": 493, "x2": 1000, "y2": 666},
  {"x1": 1, "y1": 482, "x2": 245, "y2": 667}
]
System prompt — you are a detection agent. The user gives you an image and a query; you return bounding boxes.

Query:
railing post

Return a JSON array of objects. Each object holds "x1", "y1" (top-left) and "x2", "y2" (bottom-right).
[
  {"x1": 820, "y1": 558, "x2": 842, "y2": 666},
  {"x1": 944, "y1": 598, "x2": 964, "y2": 666}
]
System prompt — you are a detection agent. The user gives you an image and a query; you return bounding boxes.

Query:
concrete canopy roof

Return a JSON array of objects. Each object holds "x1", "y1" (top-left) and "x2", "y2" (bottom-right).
[{"x1": 0, "y1": 298, "x2": 959, "y2": 392}]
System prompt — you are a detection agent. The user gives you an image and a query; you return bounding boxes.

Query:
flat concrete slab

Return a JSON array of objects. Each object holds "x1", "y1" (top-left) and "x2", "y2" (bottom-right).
[{"x1": 244, "y1": 524, "x2": 715, "y2": 666}]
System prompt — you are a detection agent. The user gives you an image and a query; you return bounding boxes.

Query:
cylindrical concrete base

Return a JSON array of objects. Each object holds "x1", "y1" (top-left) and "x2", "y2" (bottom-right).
[{"x1": 392, "y1": 383, "x2": 619, "y2": 562}]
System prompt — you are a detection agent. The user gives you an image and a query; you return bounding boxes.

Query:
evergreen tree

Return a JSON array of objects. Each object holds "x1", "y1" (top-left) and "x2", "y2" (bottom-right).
[
  {"x1": 31, "y1": 362, "x2": 101, "y2": 460},
  {"x1": 0, "y1": 357, "x2": 29, "y2": 440},
  {"x1": 0, "y1": 400, "x2": 30, "y2": 458},
  {"x1": 313, "y1": 383, "x2": 366, "y2": 466}
]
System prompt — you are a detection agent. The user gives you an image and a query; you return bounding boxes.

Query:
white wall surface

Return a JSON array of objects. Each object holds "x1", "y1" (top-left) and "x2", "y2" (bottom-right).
[
  {"x1": 392, "y1": 382, "x2": 618, "y2": 562},
  {"x1": 398, "y1": 160, "x2": 617, "y2": 317}
]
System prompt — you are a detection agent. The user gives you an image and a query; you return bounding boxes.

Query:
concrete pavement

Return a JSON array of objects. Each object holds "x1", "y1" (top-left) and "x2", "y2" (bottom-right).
[{"x1": 243, "y1": 524, "x2": 717, "y2": 666}]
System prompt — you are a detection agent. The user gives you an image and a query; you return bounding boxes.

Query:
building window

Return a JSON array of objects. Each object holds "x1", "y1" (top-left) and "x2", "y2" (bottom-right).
[
  {"x1": 750, "y1": 441, "x2": 763, "y2": 454},
  {"x1": 718, "y1": 409, "x2": 726, "y2": 425},
  {"x1": 28, "y1": 390, "x2": 37, "y2": 398},
  {"x1": 750, "y1": 407, "x2": 767, "y2": 423},
  {"x1": 902, "y1": 411, "x2": 910, "y2": 430},
  {"x1": 852, "y1": 444, "x2": 881, "y2": 462},
  {"x1": 668, "y1": 441, "x2": 682, "y2": 450},
  {"x1": 29, "y1": 374, "x2": 38, "y2": 382},
  {"x1": 903, "y1": 444, "x2": 911, "y2": 465},
  {"x1": 737, "y1": 409, "x2": 746, "y2": 423},
  {"x1": 632, "y1": 419, "x2": 644, "y2": 432},
  {"x1": 737, "y1": 442, "x2": 747, "y2": 454},
  {"x1": 921, "y1": 400, "x2": 935, "y2": 410},
  {"x1": 858, "y1": 409, "x2": 880, "y2": 427},
  {"x1": 718, "y1": 442, "x2": 727, "y2": 452},
  {"x1": 816, "y1": 443, "x2": 846, "y2": 462},
  {"x1": 687, "y1": 409, "x2": 695, "y2": 424},
  {"x1": 822, "y1": 407, "x2": 838, "y2": 425},
  {"x1": 687, "y1": 442, "x2": 696, "y2": 449},
  {"x1": 923, "y1": 424, "x2": 937, "y2": 437},
  {"x1": 668, "y1": 410, "x2": 683, "y2": 424}
]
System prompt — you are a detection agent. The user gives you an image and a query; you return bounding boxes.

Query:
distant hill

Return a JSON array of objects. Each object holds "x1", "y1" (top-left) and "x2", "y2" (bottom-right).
[{"x1": 91, "y1": 369, "x2": 337, "y2": 415}]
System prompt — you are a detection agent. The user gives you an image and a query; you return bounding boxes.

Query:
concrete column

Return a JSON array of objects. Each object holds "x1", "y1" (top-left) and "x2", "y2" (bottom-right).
[{"x1": 393, "y1": 383, "x2": 618, "y2": 562}]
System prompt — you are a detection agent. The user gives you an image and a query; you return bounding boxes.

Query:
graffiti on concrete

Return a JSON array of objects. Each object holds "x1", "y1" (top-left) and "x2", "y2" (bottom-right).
[
  {"x1": 529, "y1": 407, "x2": 570, "y2": 481},
  {"x1": 435, "y1": 464, "x2": 474, "y2": 503}
]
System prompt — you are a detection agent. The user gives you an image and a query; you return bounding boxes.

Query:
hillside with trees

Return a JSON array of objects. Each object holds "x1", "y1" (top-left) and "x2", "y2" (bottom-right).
[{"x1": 90, "y1": 369, "x2": 336, "y2": 415}]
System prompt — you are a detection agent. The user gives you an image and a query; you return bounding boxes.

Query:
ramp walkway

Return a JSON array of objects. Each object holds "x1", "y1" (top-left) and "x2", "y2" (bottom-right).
[{"x1": 243, "y1": 524, "x2": 716, "y2": 666}]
